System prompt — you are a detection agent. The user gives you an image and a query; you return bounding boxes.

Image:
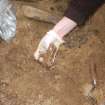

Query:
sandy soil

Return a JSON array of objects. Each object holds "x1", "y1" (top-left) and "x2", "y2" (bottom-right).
[{"x1": 0, "y1": 0, "x2": 105, "y2": 105}]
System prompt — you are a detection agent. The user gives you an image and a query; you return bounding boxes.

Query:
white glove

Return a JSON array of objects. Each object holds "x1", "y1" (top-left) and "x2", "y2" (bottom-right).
[{"x1": 34, "y1": 30, "x2": 64, "y2": 65}]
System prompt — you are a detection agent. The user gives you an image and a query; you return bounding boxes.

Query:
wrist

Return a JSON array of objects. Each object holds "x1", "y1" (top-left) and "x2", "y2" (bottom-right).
[{"x1": 47, "y1": 30, "x2": 64, "y2": 44}]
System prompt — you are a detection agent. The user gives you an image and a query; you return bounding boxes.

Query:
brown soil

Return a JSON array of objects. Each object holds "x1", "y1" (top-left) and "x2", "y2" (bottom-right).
[{"x1": 0, "y1": 0, "x2": 105, "y2": 105}]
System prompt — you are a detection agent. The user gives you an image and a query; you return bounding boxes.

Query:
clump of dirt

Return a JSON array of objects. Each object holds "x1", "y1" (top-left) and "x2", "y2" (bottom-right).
[{"x1": 0, "y1": 0, "x2": 105, "y2": 105}]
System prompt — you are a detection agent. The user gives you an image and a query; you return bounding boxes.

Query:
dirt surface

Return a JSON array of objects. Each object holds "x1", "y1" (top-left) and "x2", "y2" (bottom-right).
[{"x1": 0, "y1": 0, "x2": 105, "y2": 105}]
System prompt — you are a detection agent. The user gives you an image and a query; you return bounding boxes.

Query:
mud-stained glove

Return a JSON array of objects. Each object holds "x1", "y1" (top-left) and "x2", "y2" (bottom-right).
[{"x1": 34, "y1": 30, "x2": 64, "y2": 66}]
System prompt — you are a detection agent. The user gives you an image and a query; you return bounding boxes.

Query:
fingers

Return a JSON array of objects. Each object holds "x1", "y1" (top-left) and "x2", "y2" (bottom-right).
[
  {"x1": 34, "y1": 48, "x2": 45, "y2": 63},
  {"x1": 34, "y1": 43, "x2": 59, "y2": 67},
  {"x1": 34, "y1": 49, "x2": 40, "y2": 60}
]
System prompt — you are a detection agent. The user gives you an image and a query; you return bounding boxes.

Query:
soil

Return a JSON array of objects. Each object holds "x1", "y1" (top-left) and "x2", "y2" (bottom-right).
[{"x1": 0, "y1": 0, "x2": 105, "y2": 105}]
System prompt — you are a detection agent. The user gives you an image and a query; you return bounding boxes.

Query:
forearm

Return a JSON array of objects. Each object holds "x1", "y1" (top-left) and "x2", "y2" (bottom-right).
[{"x1": 52, "y1": 16, "x2": 77, "y2": 39}]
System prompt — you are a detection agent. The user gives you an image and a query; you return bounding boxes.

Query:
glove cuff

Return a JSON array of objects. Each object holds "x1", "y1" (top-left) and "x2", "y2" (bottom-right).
[{"x1": 47, "y1": 30, "x2": 64, "y2": 44}]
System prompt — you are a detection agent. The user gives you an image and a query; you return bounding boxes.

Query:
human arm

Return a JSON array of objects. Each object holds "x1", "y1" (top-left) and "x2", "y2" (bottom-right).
[{"x1": 34, "y1": 0, "x2": 105, "y2": 65}]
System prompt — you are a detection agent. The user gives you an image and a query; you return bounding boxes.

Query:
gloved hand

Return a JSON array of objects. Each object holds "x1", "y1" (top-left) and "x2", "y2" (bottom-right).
[{"x1": 34, "y1": 30, "x2": 64, "y2": 66}]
